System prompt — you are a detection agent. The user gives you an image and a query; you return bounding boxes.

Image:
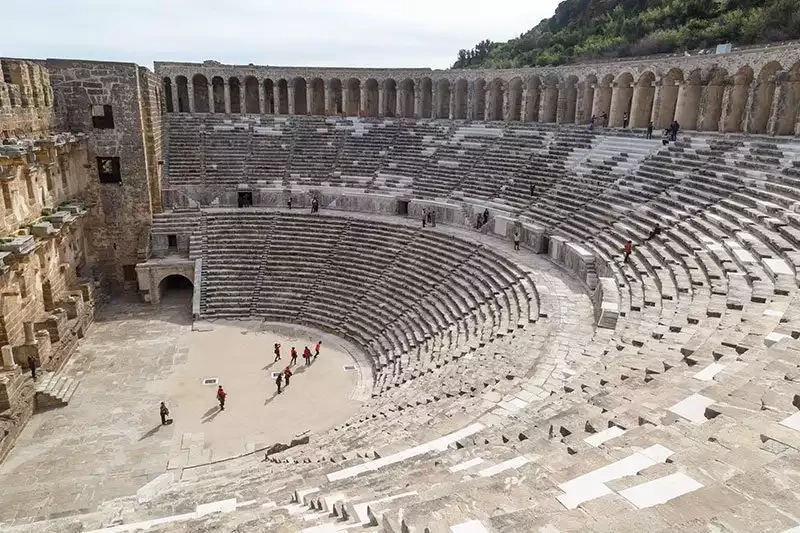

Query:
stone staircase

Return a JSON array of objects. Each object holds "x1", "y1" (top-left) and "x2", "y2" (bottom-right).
[{"x1": 33, "y1": 372, "x2": 79, "y2": 410}]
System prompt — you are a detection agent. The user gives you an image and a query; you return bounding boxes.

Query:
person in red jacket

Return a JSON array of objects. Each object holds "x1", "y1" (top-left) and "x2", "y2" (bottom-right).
[
  {"x1": 623, "y1": 240, "x2": 633, "y2": 264},
  {"x1": 216, "y1": 385, "x2": 227, "y2": 410},
  {"x1": 314, "y1": 341, "x2": 322, "y2": 361},
  {"x1": 303, "y1": 346, "x2": 312, "y2": 366},
  {"x1": 290, "y1": 347, "x2": 298, "y2": 366}
]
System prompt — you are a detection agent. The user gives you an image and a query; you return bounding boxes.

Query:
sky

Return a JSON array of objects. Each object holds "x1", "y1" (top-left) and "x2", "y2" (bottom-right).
[{"x1": 1, "y1": 0, "x2": 561, "y2": 70}]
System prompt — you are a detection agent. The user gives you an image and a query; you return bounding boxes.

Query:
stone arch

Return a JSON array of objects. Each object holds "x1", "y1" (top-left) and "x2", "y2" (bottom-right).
[
  {"x1": 473, "y1": 79, "x2": 486, "y2": 120},
  {"x1": 192, "y1": 74, "x2": 210, "y2": 113},
  {"x1": 229, "y1": 77, "x2": 242, "y2": 114},
  {"x1": 365, "y1": 78, "x2": 379, "y2": 117},
  {"x1": 675, "y1": 69, "x2": 703, "y2": 130},
  {"x1": 541, "y1": 74, "x2": 560, "y2": 123},
  {"x1": 722, "y1": 66, "x2": 753, "y2": 133},
  {"x1": 244, "y1": 76, "x2": 260, "y2": 114},
  {"x1": 749, "y1": 62, "x2": 781, "y2": 133},
  {"x1": 163, "y1": 77, "x2": 174, "y2": 113},
  {"x1": 176, "y1": 75, "x2": 189, "y2": 113},
  {"x1": 655, "y1": 68, "x2": 683, "y2": 129},
  {"x1": 157, "y1": 274, "x2": 193, "y2": 303},
  {"x1": 630, "y1": 72, "x2": 655, "y2": 128},
  {"x1": 579, "y1": 74, "x2": 596, "y2": 124},
  {"x1": 276, "y1": 79, "x2": 289, "y2": 115},
  {"x1": 609, "y1": 72, "x2": 634, "y2": 127},
  {"x1": 454, "y1": 78, "x2": 468, "y2": 119},
  {"x1": 383, "y1": 79, "x2": 397, "y2": 117},
  {"x1": 212, "y1": 76, "x2": 225, "y2": 113},
  {"x1": 436, "y1": 79, "x2": 451, "y2": 118},
  {"x1": 293, "y1": 77, "x2": 308, "y2": 115},
  {"x1": 524, "y1": 76, "x2": 541, "y2": 122},
  {"x1": 776, "y1": 62, "x2": 800, "y2": 135},
  {"x1": 507, "y1": 77, "x2": 523, "y2": 121},
  {"x1": 698, "y1": 68, "x2": 728, "y2": 132},
  {"x1": 420, "y1": 77, "x2": 433, "y2": 118},
  {"x1": 487, "y1": 78, "x2": 504, "y2": 121},
  {"x1": 329, "y1": 79, "x2": 343, "y2": 115},
  {"x1": 400, "y1": 78, "x2": 415, "y2": 118},
  {"x1": 310, "y1": 78, "x2": 325, "y2": 115},
  {"x1": 562, "y1": 75, "x2": 578, "y2": 123},
  {"x1": 345, "y1": 78, "x2": 360, "y2": 116},
  {"x1": 264, "y1": 79, "x2": 275, "y2": 114},
  {"x1": 591, "y1": 74, "x2": 613, "y2": 124}
]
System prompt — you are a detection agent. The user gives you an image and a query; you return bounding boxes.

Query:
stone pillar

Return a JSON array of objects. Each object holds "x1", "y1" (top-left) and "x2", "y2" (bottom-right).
[
  {"x1": 258, "y1": 82, "x2": 266, "y2": 114},
  {"x1": 325, "y1": 83, "x2": 332, "y2": 115},
  {"x1": 414, "y1": 80, "x2": 422, "y2": 118},
  {"x1": 342, "y1": 85, "x2": 351, "y2": 116},
  {"x1": 24, "y1": 321, "x2": 36, "y2": 345},
  {"x1": 273, "y1": 84, "x2": 281, "y2": 115},
  {"x1": 288, "y1": 81, "x2": 296, "y2": 115},
  {"x1": 466, "y1": 81, "x2": 475, "y2": 121},
  {"x1": 187, "y1": 82, "x2": 195, "y2": 113},
  {"x1": 208, "y1": 84, "x2": 215, "y2": 113},
  {"x1": 223, "y1": 81, "x2": 231, "y2": 114},
  {"x1": 742, "y1": 82, "x2": 758, "y2": 133},
  {"x1": 767, "y1": 73, "x2": 788, "y2": 135},
  {"x1": 171, "y1": 80, "x2": 180, "y2": 114},
  {"x1": 378, "y1": 87, "x2": 385, "y2": 117},
  {"x1": 395, "y1": 90, "x2": 402, "y2": 118},
  {"x1": 649, "y1": 82, "x2": 663, "y2": 127},
  {"x1": 574, "y1": 84, "x2": 585, "y2": 124},
  {"x1": 360, "y1": 85, "x2": 368, "y2": 116},
  {"x1": 449, "y1": 89, "x2": 456, "y2": 119},
  {"x1": 697, "y1": 84, "x2": 723, "y2": 132},
  {"x1": 502, "y1": 88, "x2": 510, "y2": 121},
  {"x1": 307, "y1": 86, "x2": 314, "y2": 116},
  {"x1": 432, "y1": 85, "x2": 440, "y2": 119},
  {"x1": 2, "y1": 345, "x2": 16, "y2": 369},
  {"x1": 556, "y1": 85, "x2": 569, "y2": 124}
]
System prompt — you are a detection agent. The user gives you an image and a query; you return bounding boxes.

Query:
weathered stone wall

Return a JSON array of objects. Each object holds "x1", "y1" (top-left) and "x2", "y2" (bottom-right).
[
  {"x1": 138, "y1": 68, "x2": 164, "y2": 214},
  {"x1": 0, "y1": 59, "x2": 54, "y2": 136},
  {"x1": 47, "y1": 59, "x2": 157, "y2": 292}
]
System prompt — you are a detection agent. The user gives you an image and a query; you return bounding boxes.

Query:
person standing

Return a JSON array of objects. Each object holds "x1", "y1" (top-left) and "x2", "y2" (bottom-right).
[
  {"x1": 287, "y1": 197, "x2": 293, "y2": 209},
  {"x1": 623, "y1": 241, "x2": 633, "y2": 264},
  {"x1": 303, "y1": 346, "x2": 312, "y2": 366},
  {"x1": 290, "y1": 347, "x2": 298, "y2": 366},
  {"x1": 622, "y1": 111, "x2": 629, "y2": 129},
  {"x1": 314, "y1": 340, "x2": 322, "y2": 361},
  {"x1": 646, "y1": 122, "x2": 654, "y2": 139},
  {"x1": 422, "y1": 208, "x2": 427, "y2": 228},
  {"x1": 275, "y1": 372, "x2": 283, "y2": 394},
  {"x1": 273, "y1": 343, "x2": 281, "y2": 363},
  {"x1": 283, "y1": 366, "x2": 293, "y2": 386},
  {"x1": 27, "y1": 355, "x2": 36, "y2": 380},
  {"x1": 217, "y1": 385, "x2": 227, "y2": 410},
  {"x1": 513, "y1": 229, "x2": 521, "y2": 251},
  {"x1": 160, "y1": 401, "x2": 170, "y2": 425}
]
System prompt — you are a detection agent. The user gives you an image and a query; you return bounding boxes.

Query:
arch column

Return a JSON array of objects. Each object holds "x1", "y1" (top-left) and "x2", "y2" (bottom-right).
[
  {"x1": 556, "y1": 84, "x2": 569, "y2": 123},
  {"x1": 288, "y1": 80, "x2": 296, "y2": 115},
  {"x1": 574, "y1": 83, "x2": 586, "y2": 124},
  {"x1": 171, "y1": 79, "x2": 180, "y2": 114},
  {"x1": 187, "y1": 82, "x2": 195, "y2": 112},
  {"x1": 630, "y1": 81, "x2": 654, "y2": 128},
  {"x1": 742, "y1": 82, "x2": 758, "y2": 133},
  {"x1": 649, "y1": 81, "x2": 664, "y2": 126},
  {"x1": 207, "y1": 83, "x2": 215, "y2": 114},
  {"x1": 466, "y1": 81, "x2": 475, "y2": 120},
  {"x1": 324, "y1": 82, "x2": 331, "y2": 115},
  {"x1": 273, "y1": 83, "x2": 281, "y2": 115},
  {"x1": 378, "y1": 86, "x2": 385, "y2": 117},
  {"x1": 258, "y1": 82, "x2": 266, "y2": 114},
  {"x1": 697, "y1": 84, "x2": 724, "y2": 131},
  {"x1": 432, "y1": 85, "x2": 440, "y2": 119},
  {"x1": 307, "y1": 85, "x2": 313, "y2": 116},
  {"x1": 342, "y1": 84, "x2": 350, "y2": 116},
  {"x1": 609, "y1": 82, "x2": 633, "y2": 127},
  {"x1": 449, "y1": 88, "x2": 456, "y2": 119},
  {"x1": 223, "y1": 81, "x2": 231, "y2": 114},
  {"x1": 675, "y1": 82, "x2": 701, "y2": 130},
  {"x1": 360, "y1": 85, "x2": 368, "y2": 116},
  {"x1": 395, "y1": 90, "x2": 402, "y2": 118},
  {"x1": 502, "y1": 88, "x2": 510, "y2": 121},
  {"x1": 767, "y1": 72, "x2": 789, "y2": 135}
]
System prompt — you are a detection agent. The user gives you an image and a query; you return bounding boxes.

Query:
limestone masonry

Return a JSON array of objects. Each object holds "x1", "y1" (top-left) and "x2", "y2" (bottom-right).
[{"x1": 0, "y1": 44, "x2": 799, "y2": 532}]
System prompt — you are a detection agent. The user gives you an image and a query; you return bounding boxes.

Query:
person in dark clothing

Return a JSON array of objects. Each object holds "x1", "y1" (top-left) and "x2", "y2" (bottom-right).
[
  {"x1": 530, "y1": 183, "x2": 536, "y2": 196},
  {"x1": 217, "y1": 386, "x2": 227, "y2": 410},
  {"x1": 622, "y1": 112, "x2": 629, "y2": 129},
  {"x1": 310, "y1": 198, "x2": 319, "y2": 213},
  {"x1": 601, "y1": 112, "x2": 608, "y2": 127},
  {"x1": 275, "y1": 372, "x2": 283, "y2": 394},
  {"x1": 283, "y1": 366, "x2": 293, "y2": 386},
  {"x1": 646, "y1": 224, "x2": 662, "y2": 241},
  {"x1": 476, "y1": 214, "x2": 482, "y2": 229},
  {"x1": 287, "y1": 197, "x2": 293, "y2": 209},
  {"x1": 623, "y1": 241, "x2": 633, "y2": 264},
  {"x1": 669, "y1": 120, "x2": 680, "y2": 141},
  {"x1": 662, "y1": 129, "x2": 670, "y2": 146},
  {"x1": 646, "y1": 122, "x2": 654, "y2": 139},
  {"x1": 290, "y1": 347, "x2": 298, "y2": 366},
  {"x1": 483, "y1": 209, "x2": 490, "y2": 226},
  {"x1": 27, "y1": 355, "x2": 36, "y2": 380},
  {"x1": 273, "y1": 343, "x2": 281, "y2": 362},
  {"x1": 303, "y1": 346, "x2": 312, "y2": 366},
  {"x1": 431, "y1": 210, "x2": 436, "y2": 227},
  {"x1": 513, "y1": 229, "x2": 521, "y2": 251},
  {"x1": 422, "y1": 208, "x2": 427, "y2": 228},
  {"x1": 160, "y1": 401, "x2": 170, "y2": 425}
]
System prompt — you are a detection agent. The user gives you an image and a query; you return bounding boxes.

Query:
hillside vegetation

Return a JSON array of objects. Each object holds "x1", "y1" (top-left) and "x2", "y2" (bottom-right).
[{"x1": 454, "y1": 0, "x2": 800, "y2": 68}]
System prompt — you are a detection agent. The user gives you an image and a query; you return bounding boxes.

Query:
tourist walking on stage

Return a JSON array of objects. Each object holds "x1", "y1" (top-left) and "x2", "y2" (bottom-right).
[
  {"x1": 273, "y1": 343, "x2": 281, "y2": 362},
  {"x1": 646, "y1": 122, "x2": 654, "y2": 139},
  {"x1": 290, "y1": 347, "x2": 298, "y2": 366},
  {"x1": 314, "y1": 340, "x2": 322, "y2": 361},
  {"x1": 217, "y1": 385, "x2": 227, "y2": 410},
  {"x1": 27, "y1": 355, "x2": 36, "y2": 380},
  {"x1": 303, "y1": 346, "x2": 312, "y2": 366},
  {"x1": 513, "y1": 229, "x2": 521, "y2": 251},
  {"x1": 160, "y1": 401, "x2": 170, "y2": 425},
  {"x1": 283, "y1": 366, "x2": 293, "y2": 386},
  {"x1": 623, "y1": 240, "x2": 633, "y2": 264},
  {"x1": 275, "y1": 372, "x2": 283, "y2": 394}
]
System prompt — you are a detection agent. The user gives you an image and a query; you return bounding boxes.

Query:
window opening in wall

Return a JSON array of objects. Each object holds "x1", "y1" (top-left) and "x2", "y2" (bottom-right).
[
  {"x1": 97, "y1": 157, "x2": 121, "y2": 183},
  {"x1": 167, "y1": 235, "x2": 177, "y2": 249},
  {"x1": 1, "y1": 182, "x2": 12, "y2": 210},
  {"x1": 123, "y1": 264, "x2": 137, "y2": 282},
  {"x1": 91, "y1": 104, "x2": 115, "y2": 129},
  {"x1": 238, "y1": 191, "x2": 253, "y2": 208}
]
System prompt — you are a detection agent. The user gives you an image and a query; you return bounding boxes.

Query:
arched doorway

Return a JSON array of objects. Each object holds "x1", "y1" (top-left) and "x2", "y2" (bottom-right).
[
  {"x1": 345, "y1": 78, "x2": 360, "y2": 116},
  {"x1": 212, "y1": 76, "x2": 225, "y2": 113},
  {"x1": 630, "y1": 72, "x2": 655, "y2": 128},
  {"x1": 436, "y1": 79, "x2": 450, "y2": 118},
  {"x1": 454, "y1": 79, "x2": 468, "y2": 119},
  {"x1": 176, "y1": 76, "x2": 189, "y2": 113},
  {"x1": 329, "y1": 79, "x2": 344, "y2": 115},
  {"x1": 365, "y1": 79, "x2": 379, "y2": 117},
  {"x1": 158, "y1": 274, "x2": 194, "y2": 303},
  {"x1": 310, "y1": 78, "x2": 325, "y2": 115},
  {"x1": 507, "y1": 78, "x2": 523, "y2": 121},
  {"x1": 383, "y1": 79, "x2": 397, "y2": 117},
  {"x1": 229, "y1": 77, "x2": 242, "y2": 114},
  {"x1": 163, "y1": 77, "x2": 174, "y2": 113},
  {"x1": 609, "y1": 72, "x2": 633, "y2": 127},
  {"x1": 193, "y1": 74, "x2": 210, "y2": 113},
  {"x1": 245, "y1": 76, "x2": 260, "y2": 114},
  {"x1": 294, "y1": 77, "x2": 308, "y2": 115},
  {"x1": 420, "y1": 77, "x2": 433, "y2": 118}
]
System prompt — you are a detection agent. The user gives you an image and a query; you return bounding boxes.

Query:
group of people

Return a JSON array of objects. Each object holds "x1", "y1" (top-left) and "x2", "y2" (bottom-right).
[
  {"x1": 662, "y1": 120, "x2": 681, "y2": 145},
  {"x1": 272, "y1": 341, "x2": 322, "y2": 393},
  {"x1": 622, "y1": 223, "x2": 662, "y2": 264},
  {"x1": 588, "y1": 113, "x2": 680, "y2": 145},
  {"x1": 421, "y1": 207, "x2": 437, "y2": 227},
  {"x1": 286, "y1": 197, "x2": 321, "y2": 213},
  {"x1": 476, "y1": 208, "x2": 490, "y2": 229}
]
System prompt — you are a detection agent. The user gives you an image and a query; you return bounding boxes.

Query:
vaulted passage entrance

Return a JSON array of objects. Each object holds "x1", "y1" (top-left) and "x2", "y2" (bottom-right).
[{"x1": 158, "y1": 274, "x2": 194, "y2": 302}]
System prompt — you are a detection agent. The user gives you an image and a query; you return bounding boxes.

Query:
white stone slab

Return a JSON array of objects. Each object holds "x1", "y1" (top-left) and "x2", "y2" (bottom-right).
[
  {"x1": 725, "y1": 241, "x2": 756, "y2": 263},
  {"x1": 557, "y1": 445, "x2": 674, "y2": 509},
  {"x1": 765, "y1": 332, "x2": 791, "y2": 347},
  {"x1": 327, "y1": 423, "x2": 484, "y2": 481},
  {"x1": 668, "y1": 394, "x2": 715, "y2": 424},
  {"x1": 302, "y1": 524, "x2": 339, "y2": 533},
  {"x1": 353, "y1": 491, "x2": 418, "y2": 525},
  {"x1": 764, "y1": 258, "x2": 793, "y2": 276},
  {"x1": 451, "y1": 520, "x2": 490, "y2": 533},
  {"x1": 780, "y1": 412, "x2": 800, "y2": 433},
  {"x1": 477, "y1": 456, "x2": 531, "y2": 477},
  {"x1": 449, "y1": 457, "x2": 485, "y2": 473},
  {"x1": 136, "y1": 472, "x2": 174, "y2": 503},
  {"x1": 618, "y1": 472, "x2": 703, "y2": 509},
  {"x1": 781, "y1": 526, "x2": 800, "y2": 533},
  {"x1": 763, "y1": 308, "x2": 784, "y2": 318},
  {"x1": 693, "y1": 363, "x2": 726, "y2": 382},
  {"x1": 195, "y1": 498, "x2": 237, "y2": 517},
  {"x1": 584, "y1": 426, "x2": 627, "y2": 447}
]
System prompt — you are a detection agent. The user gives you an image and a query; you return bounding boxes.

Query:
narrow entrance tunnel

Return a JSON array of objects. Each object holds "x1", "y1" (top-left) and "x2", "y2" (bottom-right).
[{"x1": 158, "y1": 274, "x2": 194, "y2": 303}]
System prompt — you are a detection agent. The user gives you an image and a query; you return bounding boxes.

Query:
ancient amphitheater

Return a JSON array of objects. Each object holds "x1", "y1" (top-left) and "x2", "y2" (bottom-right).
[{"x1": 0, "y1": 43, "x2": 799, "y2": 533}]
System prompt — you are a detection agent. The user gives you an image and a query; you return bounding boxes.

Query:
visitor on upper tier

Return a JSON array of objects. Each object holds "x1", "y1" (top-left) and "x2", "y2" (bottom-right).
[
  {"x1": 476, "y1": 214, "x2": 483, "y2": 229},
  {"x1": 311, "y1": 197, "x2": 319, "y2": 213},
  {"x1": 646, "y1": 224, "x2": 662, "y2": 241},
  {"x1": 513, "y1": 229, "x2": 521, "y2": 251},
  {"x1": 601, "y1": 112, "x2": 608, "y2": 127},
  {"x1": 623, "y1": 240, "x2": 633, "y2": 264},
  {"x1": 646, "y1": 122, "x2": 654, "y2": 139},
  {"x1": 422, "y1": 208, "x2": 427, "y2": 228},
  {"x1": 530, "y1": 183, "x2": 536, "y2": 196},
  {"x1": 662, "y1": 129, "x2": 670, "y2": 146},
  {"x1": 622, "y1": 112, "x2": 629, "y2": 129},
  {"x1": 669, "y1": 120, "x2": 680, "y2": 141},
  {"x1": 287, "y1": 197, "x2": 293, "y2": 209}
]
